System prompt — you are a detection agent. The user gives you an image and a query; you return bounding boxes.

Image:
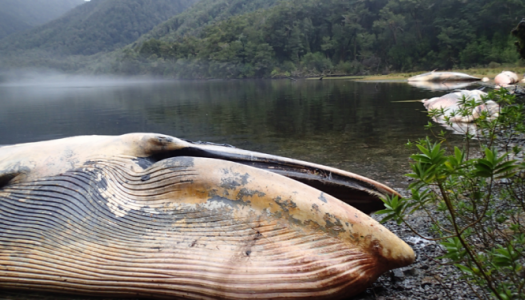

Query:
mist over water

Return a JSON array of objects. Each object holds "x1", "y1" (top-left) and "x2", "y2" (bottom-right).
[
  {"x1": 0, "y1": 69, "x2": 169, "y2": 88},
  {"x1": 0, "y1": 72, "x2": 461, "y2": 189}
]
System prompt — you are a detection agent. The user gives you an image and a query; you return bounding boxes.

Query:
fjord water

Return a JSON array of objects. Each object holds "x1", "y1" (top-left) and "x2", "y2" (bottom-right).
[{"x1": 0, "y1": 78, "x2": 457, "y2": 189}]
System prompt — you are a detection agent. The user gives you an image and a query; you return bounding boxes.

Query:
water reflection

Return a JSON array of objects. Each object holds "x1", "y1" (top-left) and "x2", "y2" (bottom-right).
[{"x1": 0, "y1": 78, "x2": 457, "y2": 189}]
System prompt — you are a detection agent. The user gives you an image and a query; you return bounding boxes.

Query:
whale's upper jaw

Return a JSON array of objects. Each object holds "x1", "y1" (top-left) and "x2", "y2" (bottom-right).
[{"x1": 148, "y1": 142, "x2": 394, "y2": 215}]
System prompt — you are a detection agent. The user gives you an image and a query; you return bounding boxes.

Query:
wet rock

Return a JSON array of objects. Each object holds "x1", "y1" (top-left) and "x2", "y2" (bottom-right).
[
  {"x1": 403, "y1": 268, "x2": 418, "y2": 277},
  {"x1": 421, "y1": 276, "x2": 439, "y2": 287},
  {"x1": 500, "y1": 178, "x2": 512, "y2": 184},
  {"x1": 391, "y1": 269, "x2": 405, "y2": 282}
]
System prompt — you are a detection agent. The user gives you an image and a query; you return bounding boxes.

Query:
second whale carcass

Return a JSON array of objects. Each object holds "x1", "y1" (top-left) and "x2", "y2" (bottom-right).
[
  {"x1": 0, "y1": 133, "x2": 415, "y2": 299},
  {"x1": 422, "y1": 90, "x2": 499, "y2": 123},
  {"x1": 494, "y1": 71, "x2": 519, "y2": 87}
]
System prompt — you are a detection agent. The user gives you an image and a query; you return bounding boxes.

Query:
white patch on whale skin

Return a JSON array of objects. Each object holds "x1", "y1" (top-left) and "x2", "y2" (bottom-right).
[
  {"x1": 201, "y1": 200, "x2": 232, "y2": 211},
  {"x1": 95, "y1": 172, "x2": 136, "y2": 218}
]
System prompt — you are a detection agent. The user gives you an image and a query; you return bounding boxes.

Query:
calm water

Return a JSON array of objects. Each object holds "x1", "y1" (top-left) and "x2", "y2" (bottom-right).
[{"x1": 0, "y1": 77, "x2": 466, "y2": 190}]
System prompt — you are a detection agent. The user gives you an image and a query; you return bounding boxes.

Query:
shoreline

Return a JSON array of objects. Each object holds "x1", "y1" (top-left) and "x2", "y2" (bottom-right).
[{"x1": 301, "y1": 66, "x2": 525, "y2": 82}]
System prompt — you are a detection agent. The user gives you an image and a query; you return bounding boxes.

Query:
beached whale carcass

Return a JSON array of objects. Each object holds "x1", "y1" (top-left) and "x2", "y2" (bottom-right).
[
  {"x1": 0, "y1": 133, "x2": 415, "y2": 299},
  {"x1": 407, "y1": 80, "x2": 478, "y2": 91},
  {"x1": 422, "y1": 90, "x2": 499, "y2": 123},
  {"x1": 494, "y1": 71, "x2": 519, "y2": 87},
  {"x1": 407, "y1": 71, "x2": 480, "y2": 82}
]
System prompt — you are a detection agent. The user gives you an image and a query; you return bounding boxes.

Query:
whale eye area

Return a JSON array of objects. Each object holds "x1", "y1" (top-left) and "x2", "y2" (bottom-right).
[{"x1": 0, "y1": 171, "x2": 18, "y2": 189}]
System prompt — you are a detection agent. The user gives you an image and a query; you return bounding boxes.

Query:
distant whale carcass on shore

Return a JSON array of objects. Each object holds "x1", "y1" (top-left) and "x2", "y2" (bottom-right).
[
  {"x1": 422, "y1": 90, "x2": 499, "y2": 123},
  {"x1": 494, "y1": 71, "x2": 519, "y2": 87},
  {"x1": 0, "y1": 133, "x2": 415, "y2": 299},
  {"x1": 408, "y1": 71, "x2": 481, "y2": 82}
]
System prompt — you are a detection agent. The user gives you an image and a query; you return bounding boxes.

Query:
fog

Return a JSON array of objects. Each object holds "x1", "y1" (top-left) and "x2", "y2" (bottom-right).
[{"x1": 0, "y1": 69, "x2": 172, "y2": 88}]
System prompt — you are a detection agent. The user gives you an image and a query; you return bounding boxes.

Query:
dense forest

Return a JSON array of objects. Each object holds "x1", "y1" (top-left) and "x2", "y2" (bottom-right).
[
  {"x1": 0, "y1": 0, "x2": 84, "y2": 40},
  {"x1": 0, "y1": 0, "x2": 524, "y2": 78},
  {"x1": 111, "y1": 0, "x2": 525, "y2": 78}
]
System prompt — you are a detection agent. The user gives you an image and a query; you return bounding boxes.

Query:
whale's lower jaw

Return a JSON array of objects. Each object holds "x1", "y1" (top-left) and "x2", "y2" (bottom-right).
[
  {"x1": 0, "y1": 134, "x2": 415, "y2": 299},
  {"x1": 0, "y1": 155, "x2": 413, "y2": 299}
]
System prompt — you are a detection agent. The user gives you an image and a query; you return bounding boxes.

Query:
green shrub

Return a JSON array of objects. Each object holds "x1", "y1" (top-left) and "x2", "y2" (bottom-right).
[
  {"x1": 335, "y1": 60, "x2": 362, "y2": 75},
  {"x1": 300, "y1": 52, "x2": 332, "y2": 73},
  {"x1": 488, "y1": 61, "x2": 502, "y2": 69},
  {"x1": 378, "y1": 89, "x2": 525, "y2": 299}
]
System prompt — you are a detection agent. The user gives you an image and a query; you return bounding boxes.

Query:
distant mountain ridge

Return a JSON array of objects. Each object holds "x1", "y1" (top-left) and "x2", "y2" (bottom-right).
[
  {"x1": 0, "y1": 0, "x2": 84, "y2": 39},
  {"x1": 0, "y1": 11, "x2": 32, "y2": 40},
  {"x1": 0, "y1": 0, "x2": 199, "y2": 56}
]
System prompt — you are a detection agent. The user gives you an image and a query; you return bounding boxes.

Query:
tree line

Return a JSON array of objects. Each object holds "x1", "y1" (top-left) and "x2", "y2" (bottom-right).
[{"x1": 113, "y1": 0, "x2": 525, "y2": 78}]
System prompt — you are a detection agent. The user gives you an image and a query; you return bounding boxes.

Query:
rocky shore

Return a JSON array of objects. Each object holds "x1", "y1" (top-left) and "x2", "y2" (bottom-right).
[{"x1": 354, "y1": 198, "x2": 483, "y2": 300}]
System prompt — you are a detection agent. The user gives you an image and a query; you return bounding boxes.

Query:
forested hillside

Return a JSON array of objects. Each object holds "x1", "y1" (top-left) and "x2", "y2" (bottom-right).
[
  {"x1": 114, "y1": 0, "x2": 525, "y2": 78},
  {"x1": 136, "y1": 0, "x2": 282, "y2": 44},
  {"x1": 0, "y1": 0, "x2": 199, "y2": 56},
  {"x1": 0, "y1": 0, "x2": 84, "y2": 39}
]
